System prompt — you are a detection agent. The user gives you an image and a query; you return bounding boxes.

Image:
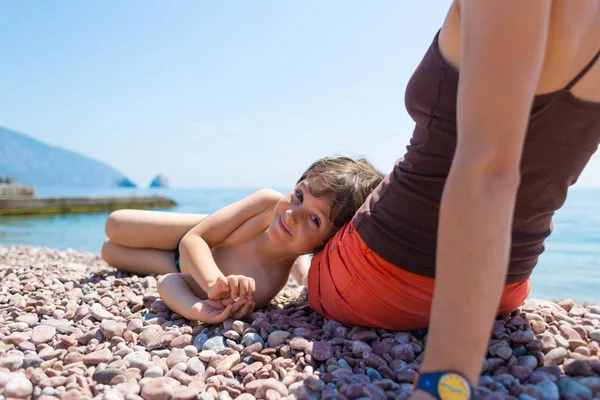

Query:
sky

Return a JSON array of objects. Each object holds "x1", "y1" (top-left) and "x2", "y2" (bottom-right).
[{"x1": 1, "y1": 1, "x2": 598, "y2": 189}]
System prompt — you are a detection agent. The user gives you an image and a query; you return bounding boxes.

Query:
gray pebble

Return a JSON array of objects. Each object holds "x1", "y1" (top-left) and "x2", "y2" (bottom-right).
[
  {"x1": 93, "y1": 368, "x2": 128, "y2": 385},
  {"x1": 536, "y1": 380, "x2": 560, "y2": 400},
  {"x1": 558, "y1": 376, "x2": 593, "y2": 396},
  {"x1": 242, "y1": 332, "x2": 265, "y2": 347},
  {"x1": 124, "y1": 351, "x2": 151, "y2": 368},
  {"x1": 0, "y1": 355, "x2": 23, "y2": 371},
  {"x1": 21, "y1": 357, "x2": 44, "y2": 369},
  {"x1": 150, "y1": 349, "x2": 171, "y2": 357},
  {"x1": 183, "y1": 345, "x2": 198, "y2": 357},
  {"x1": 41, "y1": 387, "x2": 56, "y2": 395},
  {"x1": 4, "y1": 374, "x2": 33, "y2": 398},
  {"x1": 366, "y1": 367, "x2": 382, "y2": 381},
  {"x1": 186, "y1": 357, "x2": 206, "y2": 375},
  {"x1": 144, "y1": 366, "x2": 164, "y2": 378},
  {"x1": 203, "y1": 335, "x2": 227, "y2": 352},
  {"x1": 199, "y1": 350, "x2": 216, "y2": 362}
]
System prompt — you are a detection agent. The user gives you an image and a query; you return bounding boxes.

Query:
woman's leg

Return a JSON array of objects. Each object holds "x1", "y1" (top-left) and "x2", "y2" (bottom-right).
[
  {"x1": 105, "y1": 210, "x2": 209, "y2": 250},
  {"x1": 101, "y1": 240, "x2": 179, "y2": 276}
]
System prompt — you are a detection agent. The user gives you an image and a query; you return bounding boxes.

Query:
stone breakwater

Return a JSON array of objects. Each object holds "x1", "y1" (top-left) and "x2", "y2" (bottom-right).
[{"x1": 0, "y1": 246, "x2": 599, "y2": 400}]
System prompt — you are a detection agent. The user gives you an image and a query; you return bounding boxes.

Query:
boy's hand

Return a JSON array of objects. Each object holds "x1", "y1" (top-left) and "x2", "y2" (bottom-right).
[
  {"x1": 191, "y1": 298, "x2": 256, "y2": 324},
  {"x1": 207, "y1": 276, "x2": 230, "y2": 300},
  {"x1": 207, "y1": 275, "x2": 256, "y2": 303},
  {"x1": 231, "y1": 298, "x2": 256, "y2": 320},
  {"x1": 191, "y1": 299, "x2": 233, "y2": 324},
  {"x1": 226, "y1": 275, "x2": 256, "y2": 302}
]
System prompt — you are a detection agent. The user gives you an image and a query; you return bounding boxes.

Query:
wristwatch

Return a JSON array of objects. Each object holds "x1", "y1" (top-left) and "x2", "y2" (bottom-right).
[{"x1": 414, "y1": 371, "x2": 473, "y2": 400}]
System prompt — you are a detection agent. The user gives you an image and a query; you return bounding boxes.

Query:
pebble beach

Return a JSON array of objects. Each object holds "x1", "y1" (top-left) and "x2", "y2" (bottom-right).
[{"x1": 1, "y1": 245, "x2": 600, "y2": 400}]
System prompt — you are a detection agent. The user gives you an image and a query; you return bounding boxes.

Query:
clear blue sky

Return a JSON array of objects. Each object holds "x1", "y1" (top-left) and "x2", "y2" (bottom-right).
[{"x1": 1, "y1": 1, "x2": 598, "y2": 188}]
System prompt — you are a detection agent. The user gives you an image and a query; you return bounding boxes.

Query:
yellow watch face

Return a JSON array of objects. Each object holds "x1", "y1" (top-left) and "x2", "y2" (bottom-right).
[{"x1": 437, "y1": 373, "x2": 471, "y2": 400}]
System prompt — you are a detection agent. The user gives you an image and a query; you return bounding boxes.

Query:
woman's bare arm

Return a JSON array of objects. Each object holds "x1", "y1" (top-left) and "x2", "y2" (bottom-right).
[{"x1": 417, "y1": 0, "x2": 551, "y2": 388}]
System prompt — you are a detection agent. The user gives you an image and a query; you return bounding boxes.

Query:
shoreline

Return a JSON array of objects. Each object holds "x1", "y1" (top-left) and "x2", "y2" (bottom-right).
[{"x1": 0, "y1": 245, "x2": 599, "y2": 399}]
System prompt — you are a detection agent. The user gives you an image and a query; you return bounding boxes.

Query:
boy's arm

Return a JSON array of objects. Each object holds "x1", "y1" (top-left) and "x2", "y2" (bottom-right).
[{"x1": 178, "y1": 189, "x2": 282, "y2": 295}]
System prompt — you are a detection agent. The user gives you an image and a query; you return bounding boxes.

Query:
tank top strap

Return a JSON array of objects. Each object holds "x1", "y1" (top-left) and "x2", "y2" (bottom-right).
[{"x1": 564, "y1": 47, "x2": 600, "y2": 91}]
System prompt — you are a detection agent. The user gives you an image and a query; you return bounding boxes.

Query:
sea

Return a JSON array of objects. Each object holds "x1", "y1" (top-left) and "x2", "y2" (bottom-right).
[{"x1": 1, "y1": 187, "x2": 599, "y2": 303}]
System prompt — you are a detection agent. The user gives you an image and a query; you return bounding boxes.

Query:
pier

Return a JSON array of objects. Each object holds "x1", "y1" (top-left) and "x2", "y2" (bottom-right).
[{"x1": 0, "y1": 184, "x2": 177, "y2": 215}]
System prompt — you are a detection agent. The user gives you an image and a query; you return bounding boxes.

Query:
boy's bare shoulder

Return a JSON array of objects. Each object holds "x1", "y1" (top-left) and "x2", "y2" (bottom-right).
[
  {"x1": 213, "y1": 189, "x2": 282, "y2": 249},
  {"x1": 254, "y1": 188, "x2": 283, "y2": 203}
]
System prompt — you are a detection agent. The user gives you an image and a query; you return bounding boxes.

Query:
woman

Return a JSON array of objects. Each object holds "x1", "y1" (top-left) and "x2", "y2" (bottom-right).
[{"x1": 308, "y1": 1, "x2": 600, "y2": 398}]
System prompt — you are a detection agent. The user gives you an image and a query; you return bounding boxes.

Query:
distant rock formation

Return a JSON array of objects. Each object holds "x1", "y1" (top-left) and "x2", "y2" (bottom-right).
[
  {"x1": 115, "y1": 177, "x2": 137, "y2": 188},
  {"x1": 149, "y1": 174, "x2": 169, "y2": 188}
]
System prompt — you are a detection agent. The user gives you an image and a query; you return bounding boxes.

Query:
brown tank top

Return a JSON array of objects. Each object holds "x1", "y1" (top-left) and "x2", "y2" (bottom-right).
[{"x1": 354, "y1": 31, "x2": 600, "y2": 284}]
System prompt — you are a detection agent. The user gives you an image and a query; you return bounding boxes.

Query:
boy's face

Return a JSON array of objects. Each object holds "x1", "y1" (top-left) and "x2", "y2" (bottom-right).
[{"x1": 268, "y1": 178, "x2": 336, "y2": 254}]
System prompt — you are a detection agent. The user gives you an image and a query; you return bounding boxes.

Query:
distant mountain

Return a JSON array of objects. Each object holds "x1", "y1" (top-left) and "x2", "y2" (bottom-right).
[{"x1": 0, "y1": 126, "x2": 129, "y2": 187}]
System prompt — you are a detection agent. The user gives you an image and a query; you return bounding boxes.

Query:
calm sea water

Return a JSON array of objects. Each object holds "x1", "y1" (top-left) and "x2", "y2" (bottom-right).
[{"x1": 1, "y1": 187, "x2": 599, "y2": 302}]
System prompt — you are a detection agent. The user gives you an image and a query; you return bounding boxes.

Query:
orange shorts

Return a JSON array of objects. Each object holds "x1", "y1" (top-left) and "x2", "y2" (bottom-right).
[{"x1": 308, "y1": 221, "x2": 531, "y2": 331}]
